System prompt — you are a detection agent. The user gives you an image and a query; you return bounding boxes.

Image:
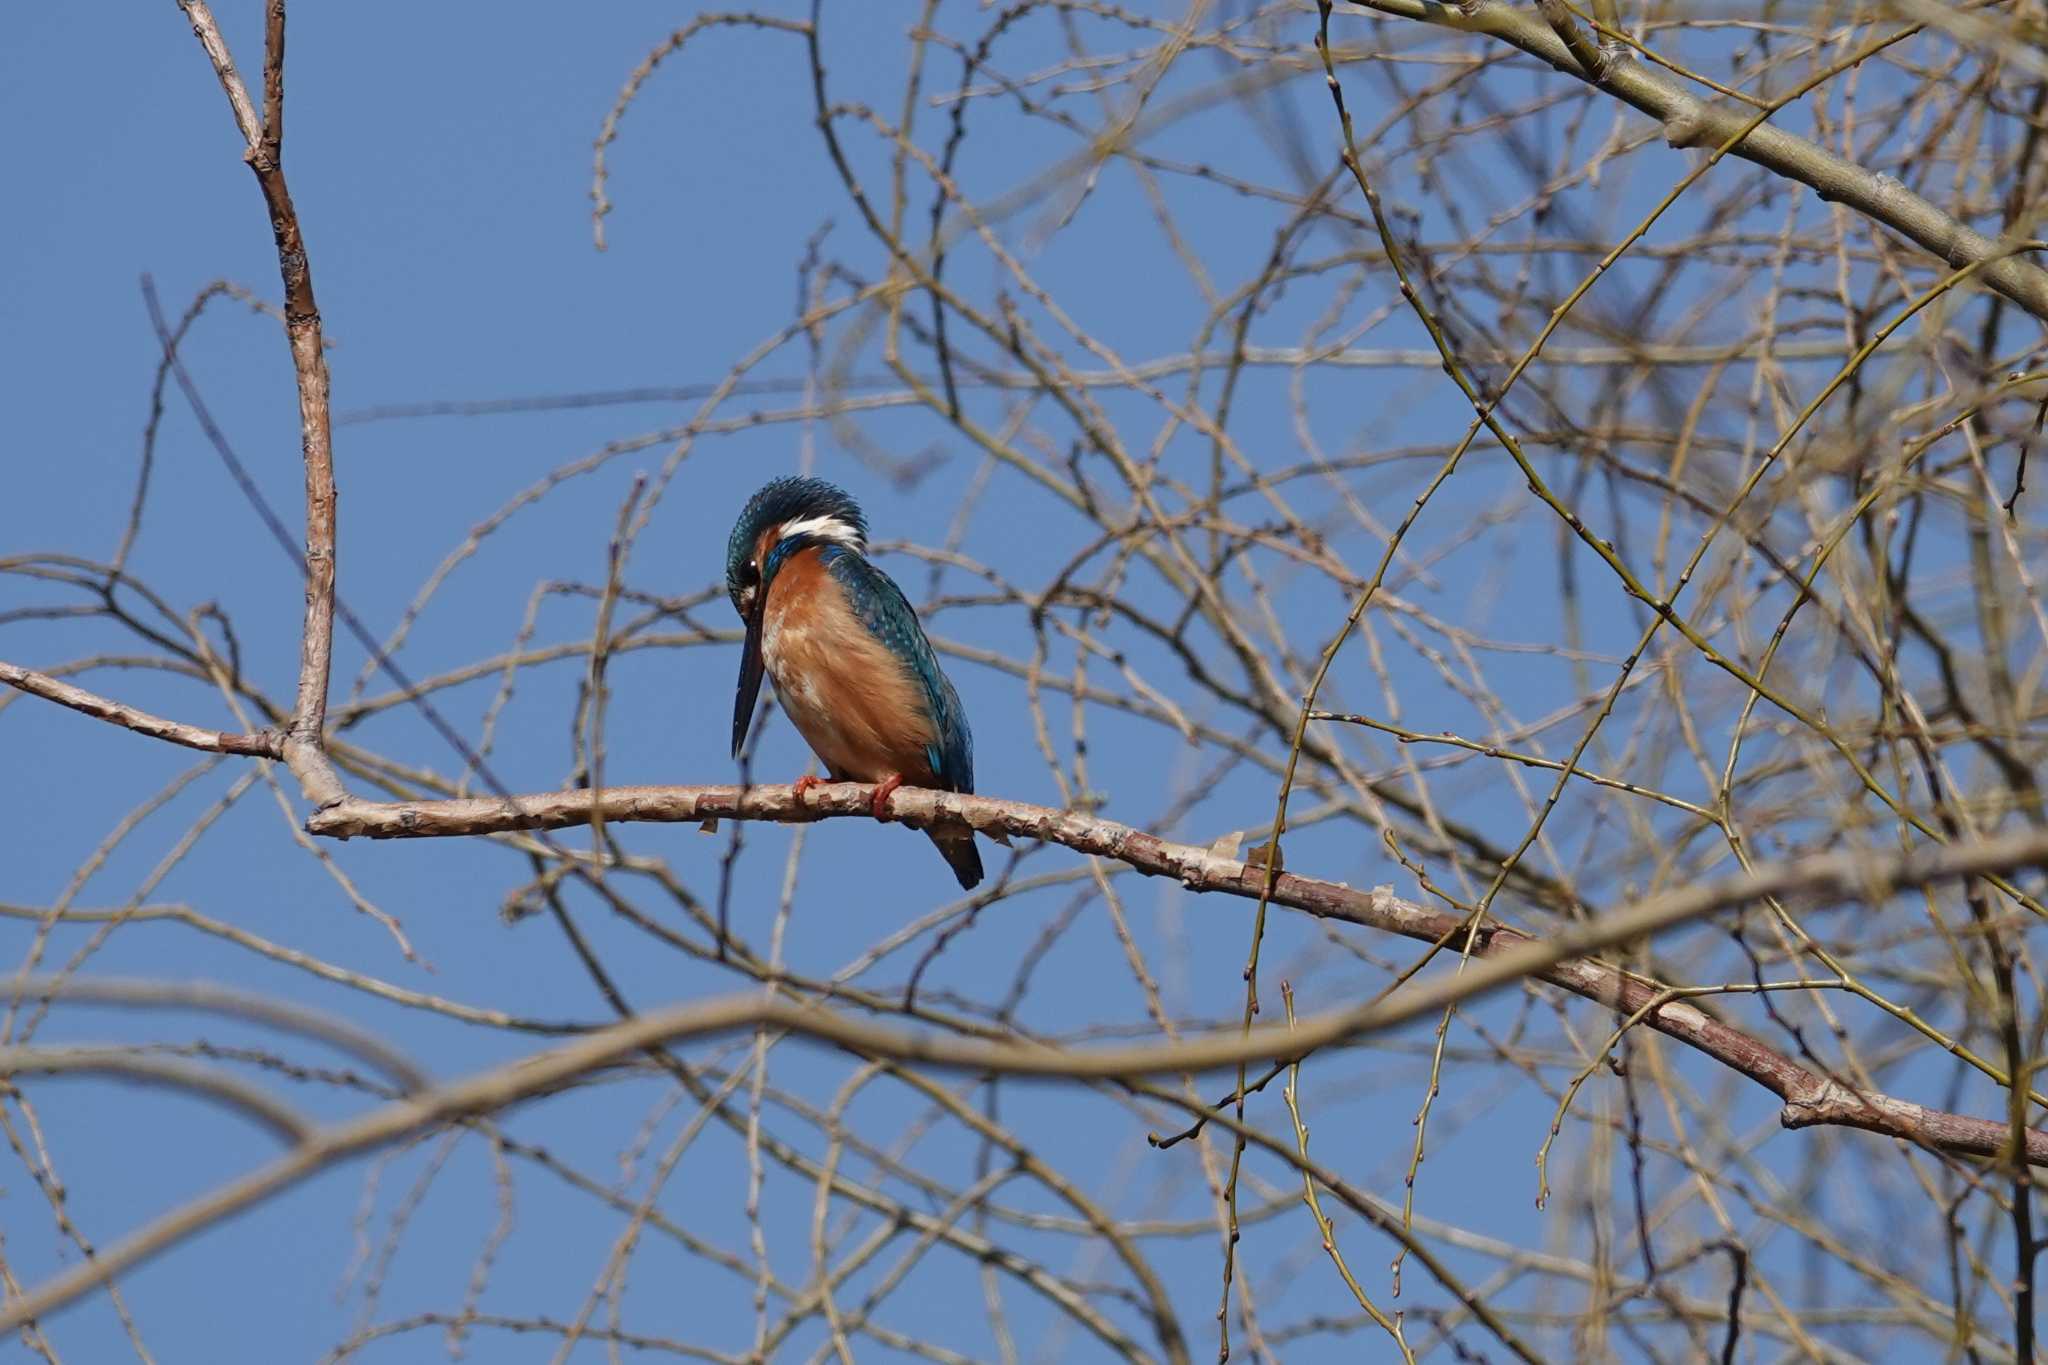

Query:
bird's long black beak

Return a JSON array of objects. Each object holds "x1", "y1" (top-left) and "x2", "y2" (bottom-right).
[{"x1": 732, "y1": 594, "x2": 767, "y2": 758}]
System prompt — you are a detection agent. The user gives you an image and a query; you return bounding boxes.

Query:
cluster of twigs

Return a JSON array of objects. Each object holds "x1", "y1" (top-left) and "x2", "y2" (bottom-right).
[{"x1": 5, "y1": 0, "x2": 2048, "y2": 1359}]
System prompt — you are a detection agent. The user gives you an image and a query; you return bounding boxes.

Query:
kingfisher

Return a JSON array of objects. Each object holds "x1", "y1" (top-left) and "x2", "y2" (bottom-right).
[{"x1": 726, "y1": 475, "x2": 984, "y2": 889}]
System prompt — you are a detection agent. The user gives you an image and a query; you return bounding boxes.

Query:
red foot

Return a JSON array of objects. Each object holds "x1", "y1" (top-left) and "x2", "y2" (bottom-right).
[
  {"x1": 793, "y1": 774, "x2": 825, "y2": 801},
  {"x1": 870, "y1": 774, "x2": 904, "y2": 821}
]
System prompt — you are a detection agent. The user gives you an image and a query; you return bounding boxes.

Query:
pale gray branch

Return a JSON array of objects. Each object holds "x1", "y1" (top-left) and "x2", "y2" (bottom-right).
[
  {"x1": 2, "y1": 976, "x2": 428, "y2": 1095},
  {"x1": 1354, "y1": 0, "x2": 2048, "y2": 319},
  {"x1": 0, "y1": 661, "x2": 278, "y2": 758},
  {"x1": 314, "y1": 781, "x2": 2048, "y2": 1161},
  {"x1": 0, "y1": 1046, "x2": 312, "y2": 1145},
  {"x1": 9, "y1": 804, "x2": 2048, "y2": 1336}
]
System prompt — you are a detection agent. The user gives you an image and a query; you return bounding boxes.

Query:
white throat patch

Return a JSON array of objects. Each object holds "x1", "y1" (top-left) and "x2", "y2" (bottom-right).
[{"x1": 775, "y1": 515, "x2": 865, "y2": 552}]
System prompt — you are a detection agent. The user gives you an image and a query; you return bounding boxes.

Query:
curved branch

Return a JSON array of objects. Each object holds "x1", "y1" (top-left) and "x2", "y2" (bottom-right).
[
  {"x1": 1353, "y1": 0, "x2": 2048, "y2": 320},
  {"x1": 310, "y1": 782, "x2": 2048, "y2": 1163},
  {"x1": 0, "y1": 643, "x2": 2033, "y2": 1173},
  {"x1": 11, "y1": 847, "x2": 2048, "y2": 1336},
  {"x1": 0, "y1": 661, "x2": 277, "y2": 758},
  {"x1": 0, "y1": 1046, "x2": 312, "y2": 1145},
  {"x1": 2, "y1": 975, "x2": 428, "y2": 1095},
  {"x1": 175, "y1": 0, "x2": 344, "y2": 808}
]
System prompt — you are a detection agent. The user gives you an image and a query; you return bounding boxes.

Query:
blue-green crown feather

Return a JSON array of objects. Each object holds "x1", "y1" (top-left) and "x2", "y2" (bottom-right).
[
  {"x1": 725, "y1": 476, "x2": 868, "y2": 607},
  {"x1": 725, "y1": 475, "x2": 973, "y2": 794}
]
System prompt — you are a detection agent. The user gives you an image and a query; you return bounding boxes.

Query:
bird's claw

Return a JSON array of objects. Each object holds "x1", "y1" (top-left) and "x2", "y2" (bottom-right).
[
  {"x1": 793, "y1": 774, "x2": 825, "y2": 802},
  {"x1": 870, "y1": 775, "x2": 904, "y2": 821}
]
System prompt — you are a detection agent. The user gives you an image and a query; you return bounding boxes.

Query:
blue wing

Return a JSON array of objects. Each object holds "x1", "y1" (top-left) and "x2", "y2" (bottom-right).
[{"x1": 820, "y1": 548, "x2": 974, "y2": 793}]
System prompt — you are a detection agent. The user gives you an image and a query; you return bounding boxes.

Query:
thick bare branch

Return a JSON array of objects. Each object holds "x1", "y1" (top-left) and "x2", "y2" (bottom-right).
[
  {"x1": 0, "y1": 660, "x2": 277, "y2": 758},
  {"x1": 1354, "y1": 0, "x2": 2048, "y2": 319},
  {"x1": 1, "y1": 975, "x2": 428, "y2": 1094},
  {"x1": 16, "y1": 5, "x2": 2048, "y2": 1353},
  {"x1": 312, "y1": 781, "x2": 2048, "y2": 1162},
  {"x1": 0, "y1": 1047, "x2": 312, "y2": 1145},
  {"x1": 8, "y1": 900, "x2": 2048, "y2": 1335},
  {"x1": 175, "y1": 0, "x2": 343, "y2": 808}
]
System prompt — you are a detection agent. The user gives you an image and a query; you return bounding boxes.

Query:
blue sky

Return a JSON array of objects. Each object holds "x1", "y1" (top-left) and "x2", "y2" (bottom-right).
[{"x1": 0, "y1": 3, "x2": 1997, "y2": 1361}]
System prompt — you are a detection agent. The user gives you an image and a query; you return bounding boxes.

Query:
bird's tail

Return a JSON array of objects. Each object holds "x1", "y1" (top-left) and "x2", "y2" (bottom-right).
[{"x1": 926, "y1": 827, "x2": 984, "y2": 891}]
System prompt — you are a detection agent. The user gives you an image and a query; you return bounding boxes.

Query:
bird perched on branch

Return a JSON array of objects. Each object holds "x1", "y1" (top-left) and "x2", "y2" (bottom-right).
[{"x1": 726, "y1": 475, "x2": 984, "y2": 889}]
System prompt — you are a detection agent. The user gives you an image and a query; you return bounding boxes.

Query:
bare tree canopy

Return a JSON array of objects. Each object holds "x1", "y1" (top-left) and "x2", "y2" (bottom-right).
[{"x1": 4, "y1": 0, "x2": 2048, "y2": 1359}]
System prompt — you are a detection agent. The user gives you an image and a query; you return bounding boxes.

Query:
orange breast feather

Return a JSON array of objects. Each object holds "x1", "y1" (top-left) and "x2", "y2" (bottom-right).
[{"x1": 760, "y1": 548, "x2": 938, "y2": 785}]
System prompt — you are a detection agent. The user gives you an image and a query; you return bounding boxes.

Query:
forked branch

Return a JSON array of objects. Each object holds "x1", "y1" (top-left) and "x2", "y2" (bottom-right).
[
  {"x1": 311, "y1": 780, "x2": 2048, "y2": 1166},
  {"x1": 174, "y1": 0, "x2": 343, "y2": 807},
  {"x1": 1350, "y1": 0, "x2": 2048, "y2": 320}
]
